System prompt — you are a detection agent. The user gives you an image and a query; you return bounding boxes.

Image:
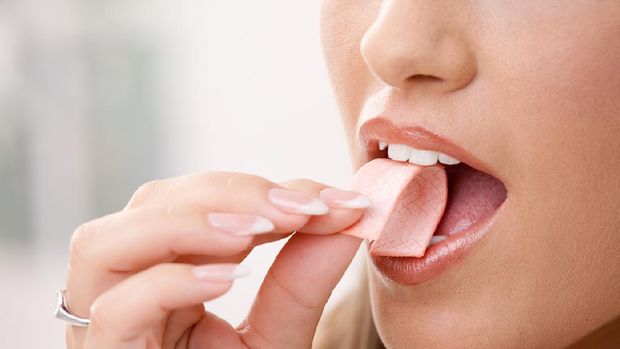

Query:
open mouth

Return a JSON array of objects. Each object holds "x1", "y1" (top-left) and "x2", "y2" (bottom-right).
[{"x1": 352, "y1": 119, "x2": 508, "y2": 284}]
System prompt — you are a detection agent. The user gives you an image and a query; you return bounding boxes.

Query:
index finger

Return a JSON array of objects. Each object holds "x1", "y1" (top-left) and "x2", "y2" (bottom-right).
[{"x1": 280, "y1": 178, "x2": 370, "y2": 235}]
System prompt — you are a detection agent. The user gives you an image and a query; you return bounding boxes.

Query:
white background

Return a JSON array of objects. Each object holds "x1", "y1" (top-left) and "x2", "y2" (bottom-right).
[{"x1": 0, "y1": 1, "x2": 363, "y2": 347}]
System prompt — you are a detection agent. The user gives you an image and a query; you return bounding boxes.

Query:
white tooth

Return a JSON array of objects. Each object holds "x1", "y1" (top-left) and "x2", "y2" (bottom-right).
[
  {"x1": 379, "y1": 141, "x2": 387, "y2": 151},
  {"x1": 438, "y1": 153, "x2": 461, "y2": 165},
  {"x1": 429, "y1": 235, "x2": 447, "y2": 245},
  {"x1": 408, "y1": 148, "x2": 439, "y2": 166},
  {"x1": 387, "y1": 144, "x2": 411, "y2": 162}
]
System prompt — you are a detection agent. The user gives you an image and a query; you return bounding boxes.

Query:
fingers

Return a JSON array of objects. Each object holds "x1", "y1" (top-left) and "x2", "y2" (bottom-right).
[
  {"x1": 240, "y1": 233, "x2": 361, "y2": 348},
  {"x1": 70, "y1": 205, "x2": 265, "y2": 273},
  {"x1": 65, "y1": 205, "x2": 264, "y2": 323},
  {"x1": 125, "y1": 172, "x2": 369, "y2": 237},
  {"x1": 66, "y1": 178, "x2": 367, "y2": 318},
  {"x1": 84, "y1": 263, "x2": 244, "y2": 349},
  {"x1": 281, "y1": 178, "x2": 369, "y2": 235},
  {"x1": 66, "y1": 171, "x2": 370, "y2": 349},
  {"x1": 124, "y1": 172, "x2": 318, "y2": 232}
]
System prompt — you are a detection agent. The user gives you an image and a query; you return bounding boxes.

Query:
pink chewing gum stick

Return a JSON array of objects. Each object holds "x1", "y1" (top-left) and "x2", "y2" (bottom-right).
[{"x1": 340, "y1": 158, "x2": 448, "y2": 257}]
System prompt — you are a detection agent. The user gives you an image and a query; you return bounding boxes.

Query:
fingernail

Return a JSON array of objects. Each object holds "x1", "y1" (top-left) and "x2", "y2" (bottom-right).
[
  {"x1": 192, "y1": 264, "x2": 250, "y2": 281},
  {"x1": 319, "y1": 188, "x2": 371, "y2": 209},
  {"x1": 207, "y1": 213, "x2": 275, "y2": 236},
  {"x1": 267, "y1": 188, "x2": 329, "y2": 215}
]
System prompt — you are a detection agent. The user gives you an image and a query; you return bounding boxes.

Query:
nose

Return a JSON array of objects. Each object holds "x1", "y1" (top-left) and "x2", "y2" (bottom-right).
[{"x1": 360, "y1": 0, "x2": 477, "y2": 93}]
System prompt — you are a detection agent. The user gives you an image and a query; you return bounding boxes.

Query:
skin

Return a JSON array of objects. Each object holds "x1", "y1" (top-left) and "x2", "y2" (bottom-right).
[
  {"x1": 320, "y1": 0, "x2": 620, "y2": 348},
  {"x1": 65, "y1": 173, "x2": 366, "y2": 348},
  {"x1": 64, "y1": 1, "x2": 620, "y2": 348}
]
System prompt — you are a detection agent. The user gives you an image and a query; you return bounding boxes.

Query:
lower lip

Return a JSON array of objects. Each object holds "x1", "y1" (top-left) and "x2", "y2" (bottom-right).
[{"x1": 370, "y1": 202, "x2": 506, "y2": 285}]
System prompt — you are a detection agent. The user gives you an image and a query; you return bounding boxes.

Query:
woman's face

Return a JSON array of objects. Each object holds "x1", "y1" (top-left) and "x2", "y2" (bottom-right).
[{"x1": 321, "y1": 1, "x2": 620, "y2": 347}]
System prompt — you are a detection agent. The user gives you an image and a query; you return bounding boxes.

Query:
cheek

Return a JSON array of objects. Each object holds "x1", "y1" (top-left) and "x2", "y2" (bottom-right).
[
  {"x1": 484, "y1": 4, "x2": 620, "y2": 223},
  {"x1": 320, "y1": 0, "x2": 381, "y2": 162},
  {"x1": 478, "y1": 1, "x2": 620, "y2": 328},
  {"x1": 481, "y1": 3, "x2": 620, "y2": 176}
]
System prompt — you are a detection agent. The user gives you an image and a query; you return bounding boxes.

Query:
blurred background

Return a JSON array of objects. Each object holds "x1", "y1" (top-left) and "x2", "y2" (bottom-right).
[{"x1": 0, "y1": 1, "x2": 361, "y2": 347}]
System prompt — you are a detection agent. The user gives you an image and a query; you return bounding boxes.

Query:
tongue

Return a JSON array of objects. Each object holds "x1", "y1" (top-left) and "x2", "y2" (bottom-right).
[
  {"x1": 340, "y1": 158, "x2": 448, "y2": 257},
  {"x1": 435, "y1": 164, "x2": 507, "y2": 236}
]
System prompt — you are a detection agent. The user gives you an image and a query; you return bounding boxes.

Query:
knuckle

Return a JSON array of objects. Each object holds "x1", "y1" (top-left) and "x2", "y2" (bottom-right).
[
  {"x1": 185, "y1": 171, "x2": 231, "y2": 187},
  {"x1": 126, "y1": 179, "x2": 165, "y2": 208},
  {"x1": 192, "y1": 171, "x2": 270, "y2": 192},
  {"x1": 160, "y1": 202, "x2": 185, "y2": 219},
  {"x1": 87, "y1": 297, "x2": 121, "y2": 340},
  {"x1": 282, "y1": 178, "x2": 325, "y2": 192},
  {"x1": 181, "y1": 171, "x2": 269, "y2": 195},
  {"x1": 188, "y1": 171, "x2": 273, "y2": 197},
  {"x1": 68, "y1": 220, "x2": 100, "y2": 268},
  {"x1": 88, "y1": 294, "x2": 111, "y2": 329},
  {"x1": 283, "y1": 178, "x2": 309, "y2": 186},
  {"x1": 223, "y1": 172, "x2": 246, "y2": 192},
  {"x1": 88, "y1": 298, "x2": 103, "y2": 322},
  {"x1": 222, "y1": 172, "x2": 271, "y2": 192}
]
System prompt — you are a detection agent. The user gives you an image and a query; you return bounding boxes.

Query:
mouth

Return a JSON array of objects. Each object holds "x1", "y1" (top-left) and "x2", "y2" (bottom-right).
[{"x1": 358, "y1": 118, "x2": 508, "y2": 285}]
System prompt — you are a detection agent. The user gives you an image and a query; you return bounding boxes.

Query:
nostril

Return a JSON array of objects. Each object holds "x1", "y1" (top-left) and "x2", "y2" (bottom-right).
[{"x1": 407, "y1": 74, "x2": 443, "y2": 84}]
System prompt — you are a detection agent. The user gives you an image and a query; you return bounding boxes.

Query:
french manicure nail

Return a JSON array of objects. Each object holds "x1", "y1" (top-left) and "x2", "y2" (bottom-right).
[
  {"x1": 192, "y1": 264, "x2": 250, "y2": 282},
  {"x1": 207, "y1": 213, "x2": 275, "y2": 236},
  {"x1": 319, "y1": 188, "x2": 371, "y2": 209},
  {"x1": 267, "y1": 188, "x2": 329, "y2": 215}
]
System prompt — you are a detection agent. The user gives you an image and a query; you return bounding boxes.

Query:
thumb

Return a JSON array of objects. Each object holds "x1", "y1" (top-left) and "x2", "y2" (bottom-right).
[{"x1": 239, "y1": 232, "x2": 361, "y2": 348}]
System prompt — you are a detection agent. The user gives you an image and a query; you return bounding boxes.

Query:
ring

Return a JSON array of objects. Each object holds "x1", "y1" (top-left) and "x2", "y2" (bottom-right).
[{"x1": 54, "y1": 289, "x2": 90, "y2": 327}]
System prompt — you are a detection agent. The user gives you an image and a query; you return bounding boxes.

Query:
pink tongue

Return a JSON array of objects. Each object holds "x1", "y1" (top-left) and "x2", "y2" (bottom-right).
[
  {"x1": 435, "y1": 164, "x2": 507, "y2": 236},
  {"x1": 341, "y1": 158, "x2": 448, "y2": 257}
]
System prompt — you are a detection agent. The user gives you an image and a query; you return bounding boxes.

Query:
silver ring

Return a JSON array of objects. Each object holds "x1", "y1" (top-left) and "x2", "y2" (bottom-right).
[{"x1": 54, "y1": 289, "x2": 90, "y2": 327}]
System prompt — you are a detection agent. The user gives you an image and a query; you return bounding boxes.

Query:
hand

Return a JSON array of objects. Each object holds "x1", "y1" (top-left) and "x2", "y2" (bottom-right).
[{"x1": 64, "y1": 171, "x2": 366, "y2": 349}]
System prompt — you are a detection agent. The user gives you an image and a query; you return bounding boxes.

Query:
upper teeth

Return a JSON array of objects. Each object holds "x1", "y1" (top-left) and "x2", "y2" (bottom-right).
[{"x1": 382, "y1": 143, "x2": 461, "y2": 166}]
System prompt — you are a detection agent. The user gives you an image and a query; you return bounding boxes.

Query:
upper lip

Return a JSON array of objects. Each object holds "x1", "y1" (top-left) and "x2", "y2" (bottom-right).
[{"x1": 358, "y1": 117, "x2": 497, "y2": 176}]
